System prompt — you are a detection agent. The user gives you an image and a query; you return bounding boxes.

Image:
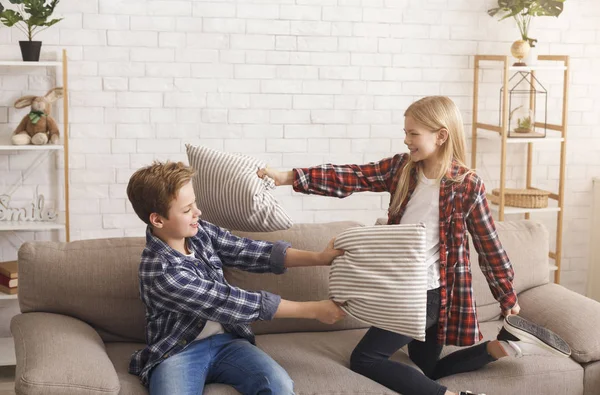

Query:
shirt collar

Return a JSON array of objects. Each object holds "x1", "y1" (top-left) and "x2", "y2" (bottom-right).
[{"x1": 145, "y1": 226, "x2": 193, "y2": 263}]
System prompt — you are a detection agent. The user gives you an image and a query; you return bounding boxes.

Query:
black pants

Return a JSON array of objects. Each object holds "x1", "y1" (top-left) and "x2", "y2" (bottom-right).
[{"x1": 350, "y1": 288, "x2": 496, "y2": 395}]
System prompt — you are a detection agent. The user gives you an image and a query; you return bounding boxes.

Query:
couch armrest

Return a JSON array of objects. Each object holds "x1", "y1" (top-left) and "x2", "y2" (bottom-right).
[
  {"x1": 11, "y1": 312, "x2": 120, "y2": 395},
  {"x1": 518, "y1": 283, "x2": 600, "y2": 364}
]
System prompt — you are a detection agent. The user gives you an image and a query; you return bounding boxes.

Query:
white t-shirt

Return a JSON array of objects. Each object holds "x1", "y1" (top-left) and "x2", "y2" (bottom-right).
[
  {"x1": 399, "y1": 172, "x2": 441, "y2": 290},
  {"x1": 185, "y1": 251, "x2": 226, "y2": 340}
]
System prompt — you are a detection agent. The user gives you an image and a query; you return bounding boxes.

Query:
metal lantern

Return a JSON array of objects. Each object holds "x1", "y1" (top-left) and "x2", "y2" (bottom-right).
[{"x1": 499, "y1": 71, "x2": 548, "y2": 138}]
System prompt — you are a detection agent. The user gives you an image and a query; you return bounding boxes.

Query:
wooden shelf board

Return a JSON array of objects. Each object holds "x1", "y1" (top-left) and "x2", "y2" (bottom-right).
[
  {"x1": 489, "y1": 204, "x2": 561, "y2": 215},
  {"x1": 0, "y1": 292, "x2": 17, "y2": 300},
  {"x1": 0, "y1": 60, "x2": 61, "y2": 67},
  {"x1": 0, "y1": 222, "x2": 65, "y2": 231},
  {"x1": 0, "y1": 337, "x2": 15, "y2": 366},
  {"x1": 0, "y1": 143, "x2": 64, "y2": 151}
]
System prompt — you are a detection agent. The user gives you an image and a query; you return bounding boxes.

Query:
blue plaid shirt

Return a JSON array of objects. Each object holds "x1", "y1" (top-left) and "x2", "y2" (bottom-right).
[{"x1": 129, "y1": 220, "x2": 291, "y2": 386}]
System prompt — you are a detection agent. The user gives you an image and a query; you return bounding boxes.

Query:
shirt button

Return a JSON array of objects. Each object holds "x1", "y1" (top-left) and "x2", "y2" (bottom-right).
[{"x1": 179, "y1": 339, "x2": 187, "y2": 346}]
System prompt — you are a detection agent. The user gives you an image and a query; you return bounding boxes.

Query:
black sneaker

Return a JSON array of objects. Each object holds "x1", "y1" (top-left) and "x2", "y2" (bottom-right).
[
  {"x1": 459, "y1": 391, "x2": 486, "y2": 395},
  {"x1": 497, "y1": 315, "x2": 571, "y2": 358}
]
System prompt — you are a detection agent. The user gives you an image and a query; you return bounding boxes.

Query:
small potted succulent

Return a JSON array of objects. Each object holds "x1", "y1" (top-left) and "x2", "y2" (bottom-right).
[
  {"x1": 0, "y1": 0, "x2": 63, "y2": 61},
  {"x1": 488, "y1": 0, "x2": 566, "y2": 66}
]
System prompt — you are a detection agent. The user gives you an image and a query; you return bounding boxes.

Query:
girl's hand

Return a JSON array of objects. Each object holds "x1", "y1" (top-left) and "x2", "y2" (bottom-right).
[
  {"x1": 319, "y1": 237, "x2": 345, "y2": 265},
  {"x1": 503, "y1": 302, "x2": 521, "y2": 317},
  {"x1": 313, "y1": 300, "x2": 347, "y2": 324},
  {"x1": 257, "y1": 167, "x2": 293, "y2": 186}
]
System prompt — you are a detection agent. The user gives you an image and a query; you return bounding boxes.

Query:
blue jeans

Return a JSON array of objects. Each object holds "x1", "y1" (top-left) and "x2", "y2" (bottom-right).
[{"x1": 149, "y1": 333, "x2": 294, "y2": 395}]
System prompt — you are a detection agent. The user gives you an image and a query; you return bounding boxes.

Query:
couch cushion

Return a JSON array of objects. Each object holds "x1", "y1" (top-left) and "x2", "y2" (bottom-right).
[
  {"x1": 517, "y1": 283, "x2": 600, "y2": 364},
  {"x1": 105, "y1": 330, "x2": 397, "y2": 395},
  {"x1": 106, "y1": 323, "x2": 585, "y2": 395},
  {"x1": 437, "y1": 320, "x2": 584, "y2": 395},
  {"x1": 229, "y1": 222, "x2": 370, "y2": 334},
  {"x1": 105, "y1": 343, "x2": 148, "y2": 395},
  {"x1": 17, "y1": 237, "x2": 147, "y2": 343},
  {"x1": 329, "y1": 224, "x2": 428, "y2": 341},
  {"x1": 471, "y1": 220, "x2": 550, "y2": 322},
  {"x1": 186, "y1": 144, "x2": 293, "y2": 232},
  {"x1": 12, "y1": 313, "x2": 120, "y2": 395},
  {"x1": 583, "y1": 360, "x2": 600, "y2": 395}
]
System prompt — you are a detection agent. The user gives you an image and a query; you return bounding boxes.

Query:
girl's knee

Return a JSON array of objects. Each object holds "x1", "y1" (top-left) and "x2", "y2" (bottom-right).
[{"x1": 350, "y1": 348, "x2": 379, "y2": 372}]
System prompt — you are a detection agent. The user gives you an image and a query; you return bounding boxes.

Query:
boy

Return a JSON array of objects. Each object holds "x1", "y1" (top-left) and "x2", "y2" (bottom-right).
[{"x1": 127, "y1": 161, "x2": 346, "y2": 395}]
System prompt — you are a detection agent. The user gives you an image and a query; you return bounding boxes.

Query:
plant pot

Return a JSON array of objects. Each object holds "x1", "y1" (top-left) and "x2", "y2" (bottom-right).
[
  {"x1": 19, "y1": 41, "x2": 42, "y2": 62},
  {"x1": 510, "y1": 40, "x2": 530, "y2": 66},
  {"x1": 524, "y1": 45, "x2": 538, "y2": 65},
  {"x1": 514, "y1": 127, "x2": 533, "y2": 134}
]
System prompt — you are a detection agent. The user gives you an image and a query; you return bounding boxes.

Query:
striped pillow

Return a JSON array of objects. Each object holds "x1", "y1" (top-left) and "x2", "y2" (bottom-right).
[
  {"x1": 186, "y1": 144, "x2": 293, "y2": 232},
  {"x1": 329, "y1": 224, "x2": 428, "y2": 341}
]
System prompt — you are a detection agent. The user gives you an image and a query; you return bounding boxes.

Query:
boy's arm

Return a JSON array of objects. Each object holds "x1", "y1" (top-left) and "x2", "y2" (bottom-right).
[
  {"x1": 465, "y1": 176, "x2": 518, "y2": 314},
  {"x1": 153, "y1": 263, "x2": 280, "y2": 324},
  {"x1": 284, "y1": 238, "x2": 344, "y2": 267},
  {"x1": 201, "y1": 221, "x2": 290, "y2": 274},
  {"x1": 151, "y1": 260, "x2": 345, "y2": 324}
]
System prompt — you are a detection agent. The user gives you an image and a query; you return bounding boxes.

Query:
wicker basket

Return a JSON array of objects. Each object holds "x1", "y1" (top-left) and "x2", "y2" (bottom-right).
[{"x1": 489, "y1": 188, "x2": 550, "y2": 209}]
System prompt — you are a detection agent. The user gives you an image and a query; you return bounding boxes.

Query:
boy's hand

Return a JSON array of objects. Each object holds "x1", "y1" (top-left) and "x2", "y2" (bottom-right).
[
  {"x1": 319, "y1": 237, "x2": 345, "y2": 265},
  {"x1": 313, "y1": 300, "x2": 347, "y2": 324},
  {"x1": 257, "y1": 167, "x2": 293, "y2": 186}
]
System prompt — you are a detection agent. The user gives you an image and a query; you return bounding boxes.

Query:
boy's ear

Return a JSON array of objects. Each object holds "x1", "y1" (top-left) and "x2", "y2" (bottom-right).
[
  {"x1": 437, "y1": 128, "x2": 449, "y2": 146},
  {"x1": 149, "y1": 212, "x2": 164, "y2": 228}
]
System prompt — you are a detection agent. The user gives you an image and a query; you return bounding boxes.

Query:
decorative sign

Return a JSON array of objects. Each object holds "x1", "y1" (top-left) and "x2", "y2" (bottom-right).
[{"x1": 0, "y1": 191, "x2": 58, "y2": 222}]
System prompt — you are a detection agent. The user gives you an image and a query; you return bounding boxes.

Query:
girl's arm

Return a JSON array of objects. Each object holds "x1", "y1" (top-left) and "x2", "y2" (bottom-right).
[
  {"x1": 465, "y1": 176, "x2": 518, "y2": 314},
  {"x1": 259, "y1": 154, "x2": 406, "y2": 198}
]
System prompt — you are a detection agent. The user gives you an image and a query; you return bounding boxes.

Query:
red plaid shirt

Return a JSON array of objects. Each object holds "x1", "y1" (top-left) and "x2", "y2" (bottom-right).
[{"x1": 293, "y1": 153, "x2": 517, "y2": 346}]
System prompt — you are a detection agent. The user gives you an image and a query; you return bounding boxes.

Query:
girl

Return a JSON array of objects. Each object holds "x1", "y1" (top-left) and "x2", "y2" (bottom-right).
[{"x1": 258, "y1": 96, "x2": 570, "y2": 395}]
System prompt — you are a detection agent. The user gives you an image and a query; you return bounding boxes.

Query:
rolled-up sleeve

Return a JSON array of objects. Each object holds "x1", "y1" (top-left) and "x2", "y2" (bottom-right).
[{"x1": 259, "y1": 291, "x2": 281, "y2": 320}]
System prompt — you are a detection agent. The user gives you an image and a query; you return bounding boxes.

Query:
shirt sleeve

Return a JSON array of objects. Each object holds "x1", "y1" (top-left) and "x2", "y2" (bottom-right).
[
  {"x1": 200, "y1": 221, "x2": 290, "y2": 275},
  {"x1": 292, "y1": 154, "x2": 403, "y2": 198},
  {"x1": 465, "y1": 176, "x2": 518, "y2": 311},
  {"x1": 151, "y1": 264, "x2": 281, "y2": 323}
]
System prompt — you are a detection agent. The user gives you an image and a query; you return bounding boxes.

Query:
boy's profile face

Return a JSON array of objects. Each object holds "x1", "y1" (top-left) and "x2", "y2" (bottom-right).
[{"x1": 150, "y1": 181, "x2": 202, "y2": 250}]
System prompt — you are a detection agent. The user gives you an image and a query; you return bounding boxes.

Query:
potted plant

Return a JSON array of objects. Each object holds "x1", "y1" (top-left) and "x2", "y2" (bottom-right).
[
  {"x1": 488, "y1": 0, "x2": 566, "y2": 66},
  {"x1": 509, "y1": 105, "x2": 535, "y2": 134},
  {"x1": 0, "y1": 0, "x2": 62, "y2": 62}
]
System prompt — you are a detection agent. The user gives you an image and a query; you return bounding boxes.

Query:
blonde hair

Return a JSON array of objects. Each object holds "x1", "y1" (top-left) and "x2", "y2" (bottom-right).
[
  {"x1": 127, "y1": 161, "x2": 195, "y2": 226},
  {"x1": 390, "y1": 96, "x2": 471, "y2": 217}
]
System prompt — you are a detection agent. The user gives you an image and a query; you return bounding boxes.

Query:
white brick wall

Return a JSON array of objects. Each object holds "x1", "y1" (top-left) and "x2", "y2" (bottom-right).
[{"x1": 1, "y1": 0, "x2": 599, "y2": 294}]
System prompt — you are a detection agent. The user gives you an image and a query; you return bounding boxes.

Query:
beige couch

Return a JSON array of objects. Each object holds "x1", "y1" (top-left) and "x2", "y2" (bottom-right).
[{"x1": 10, "y1": 220, "x2": 600, "y2": 395}]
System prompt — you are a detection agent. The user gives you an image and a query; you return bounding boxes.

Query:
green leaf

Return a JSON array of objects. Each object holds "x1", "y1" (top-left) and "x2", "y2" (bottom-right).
[
  {"x1": 0, "y1": 9, "x2": 24, "y2": 27},
  {"x1": 42, "y1": 17, "x2": 61, "y2": 27},
  {"x1": 0, "y1": 4, "x2": 4, "y2": 13},
  {"x1": 8, "y1": 0, "x2": 25, "y2": 4},
  {"x1": 537, "y1": 0, "x2": 564, "y2": 17},
  {"x1": 488, "y1": 0, "x2": 566, "y2": 20},
  {"x1": 488, "y1": 7, "x2": 501, "y2": 17}
]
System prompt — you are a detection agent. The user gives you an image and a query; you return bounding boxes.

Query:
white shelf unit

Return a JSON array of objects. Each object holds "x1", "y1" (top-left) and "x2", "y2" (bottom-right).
[
  {"x1": 471, "y1": 54, "x2": 569, "y2": 284},
  {"x1": 0, "y1": 50, "x2": 70, "y2": 366},
  {"x1": 0, "y1": 61, "x2": 62, "y2": 67}
]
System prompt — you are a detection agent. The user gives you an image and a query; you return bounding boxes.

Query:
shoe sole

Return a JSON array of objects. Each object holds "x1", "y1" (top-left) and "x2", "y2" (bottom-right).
[{"x1": 504, "y1": 315, "x2": 571, "y2": 357}]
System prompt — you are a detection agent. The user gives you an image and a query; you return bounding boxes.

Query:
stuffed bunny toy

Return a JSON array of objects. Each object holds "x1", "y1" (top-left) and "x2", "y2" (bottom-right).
[{"x1": 11, "y1": 87, "x2": 63, "y2": 145}]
